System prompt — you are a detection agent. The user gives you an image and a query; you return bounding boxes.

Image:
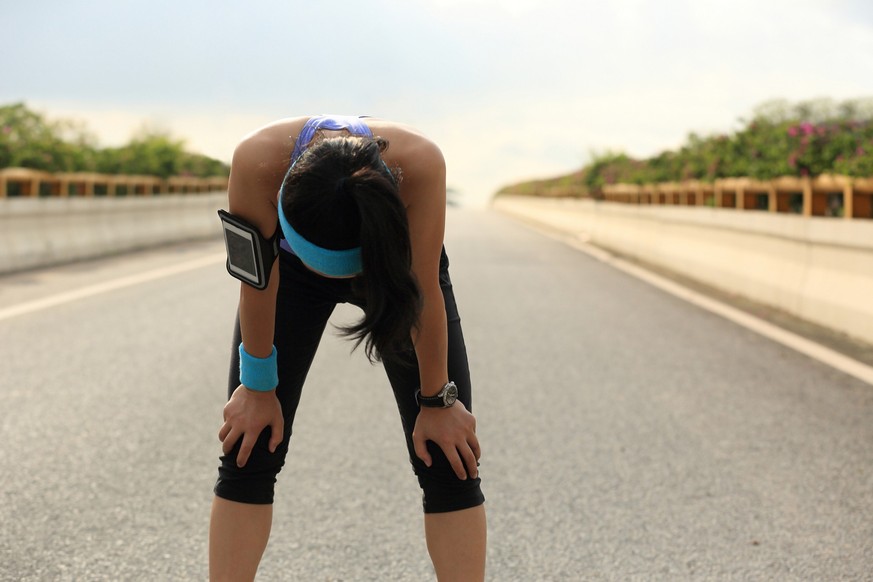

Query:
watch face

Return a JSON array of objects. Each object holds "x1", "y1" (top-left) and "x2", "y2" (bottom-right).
[{"x1": 444, "y1": 383, "x2": 459, "y2": 406}]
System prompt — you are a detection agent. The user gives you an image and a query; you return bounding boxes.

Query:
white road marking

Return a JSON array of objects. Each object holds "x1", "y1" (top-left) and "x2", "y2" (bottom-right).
[
  {"x1": 513, "y1": 216, "x2": 873, "y2": 387},
  {"x1": 0, "y1": 253, "x2": 226, "y2": 322}
]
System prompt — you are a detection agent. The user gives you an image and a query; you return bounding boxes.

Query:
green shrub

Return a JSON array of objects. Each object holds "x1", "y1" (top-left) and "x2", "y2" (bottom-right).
[
  {"x1": 500, "y1": 97, "x2": 873, "y2": 197},
  {"x1": 0, "y1": 102, "x2": 229, "y2": 178}
]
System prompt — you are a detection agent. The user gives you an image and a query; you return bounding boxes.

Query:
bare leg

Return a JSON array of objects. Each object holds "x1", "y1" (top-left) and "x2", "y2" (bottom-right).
[
  {"x1": 209, "y1": 496, "x2": 273, "y2": 582},
  {"x1": 424, "y1": 505, "x2": 487, "y2": 582}
]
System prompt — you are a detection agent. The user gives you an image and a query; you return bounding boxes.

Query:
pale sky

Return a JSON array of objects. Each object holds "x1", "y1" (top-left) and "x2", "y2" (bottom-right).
[{"x1": 2, "y1": 0, "x2": 872, "y2": 205}]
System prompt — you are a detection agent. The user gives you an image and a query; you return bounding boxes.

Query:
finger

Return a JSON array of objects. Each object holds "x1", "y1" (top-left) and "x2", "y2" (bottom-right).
[
  {"x1": 469, "y1": 434, "x2": 482, "y2": 461},
  {"x1": 460, "y1": 446, "x2": 479, "y2": 480},
  {"x1": 444, "y1": 448, "x2": 468, "y2": 481},
  {"x1": 236, "y1": 434, "x2": 256, "y2": 468},
  {"x1": 413, "y1": 435, "x2": 432, "y2": 467},
  {"x1": 218, "y1": 421, "x2": 231, "y2": 443},
  {"x1": 268, "y1": 417, "x2": 284, "y2": 453},
  {"x1": 221, "y1": 427, "x2": 241, "y2": 455}
]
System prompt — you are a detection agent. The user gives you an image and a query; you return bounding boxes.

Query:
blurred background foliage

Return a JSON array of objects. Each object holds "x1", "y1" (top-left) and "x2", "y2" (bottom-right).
[
  {"x1": 5, "y1": 99, "x2": 872, "y2": 191},
  {"x1": 499, "y1": 97, "x2": 873, "y2": 198},
  {"x1": 0, "y1": 102, "x2": 229, "y2": 178}
]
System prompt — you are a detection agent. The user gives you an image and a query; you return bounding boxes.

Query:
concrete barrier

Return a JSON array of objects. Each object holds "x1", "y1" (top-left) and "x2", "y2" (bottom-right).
[
  {"x1": 0, "y1": 192, "x2": 227, "y2": 274},
  {"x1": 493, "y1": 195, "x2": 873, "y2": 345}
]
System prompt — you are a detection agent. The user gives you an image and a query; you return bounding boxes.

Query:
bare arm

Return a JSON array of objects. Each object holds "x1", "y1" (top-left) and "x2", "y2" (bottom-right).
[
  {"x1": 218, "y1": 135, "x2": 288, "y2": 467},
  {"x1": 229, "y1": 141, "x2": 281, "y2": 359},
  {"x1": 406, "y1": 142, "x2": 449, "y2": 396},
  {"x1": 403, "y1": 139, "x2": 481, "y2": 481}
]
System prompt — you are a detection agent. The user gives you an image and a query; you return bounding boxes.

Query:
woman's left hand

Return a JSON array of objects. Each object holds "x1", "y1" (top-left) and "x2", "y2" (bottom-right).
[{"x1": 412, "y1": 401, "x2": 481, "y2": 480}]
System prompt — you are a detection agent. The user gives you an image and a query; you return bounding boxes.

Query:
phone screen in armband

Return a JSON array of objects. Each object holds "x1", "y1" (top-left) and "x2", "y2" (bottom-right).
[
  {"x1": 219, "y1": 209, "x2": 274, "y2": 289},
  {"x1": 226, "y1": 224, "x2": 258, "y2": 280}
]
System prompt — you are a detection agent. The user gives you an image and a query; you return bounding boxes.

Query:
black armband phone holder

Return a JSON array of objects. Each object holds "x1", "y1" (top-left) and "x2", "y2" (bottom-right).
[{"x1": 218, "y1": 209, "x2": 279, "y2": 290}]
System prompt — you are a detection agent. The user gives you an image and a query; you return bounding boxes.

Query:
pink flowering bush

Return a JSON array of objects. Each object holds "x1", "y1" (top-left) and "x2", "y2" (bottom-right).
[{"x1": 499, "y1": 98, "x2": 873, "y2": 198}]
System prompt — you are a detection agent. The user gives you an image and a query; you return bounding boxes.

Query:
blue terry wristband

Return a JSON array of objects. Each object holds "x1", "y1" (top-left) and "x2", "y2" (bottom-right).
[{"x1": 238, "y1": 343, "x2": 278, "y2": 392}]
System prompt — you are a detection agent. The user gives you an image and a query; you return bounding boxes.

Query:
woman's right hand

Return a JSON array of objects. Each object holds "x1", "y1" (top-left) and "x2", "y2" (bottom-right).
[{"x1": 218, "y1": 385, "x2": 284, "y2": 468}]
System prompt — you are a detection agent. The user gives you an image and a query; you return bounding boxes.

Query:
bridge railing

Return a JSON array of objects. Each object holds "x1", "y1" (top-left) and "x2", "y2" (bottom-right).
[
  {"x1": 0, "y1": 167, "x2": 230, "y2": 274},
  {"x1": 601, "y1": 174, "x2": 873, "y2": 219},
  {"x1": 0, "y1": 167, "x2": 228, "y2": 198},
  {"x1": 493, "y1": 194, "x2": 873, "y2": 345}
]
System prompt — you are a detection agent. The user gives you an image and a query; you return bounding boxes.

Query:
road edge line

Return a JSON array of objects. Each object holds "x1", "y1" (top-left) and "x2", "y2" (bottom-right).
[
  {"x1": 505, "y1": 212, "x2": 873, "y2": 387},
  {"x1": 0, "y1": 253, "x2": 226, "y2": 322}
]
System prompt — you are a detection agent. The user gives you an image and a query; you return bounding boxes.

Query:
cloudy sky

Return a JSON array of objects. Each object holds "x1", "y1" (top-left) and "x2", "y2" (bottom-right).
[{"x1": 2, "y1": 0, "x2": 872, "y2": 205}]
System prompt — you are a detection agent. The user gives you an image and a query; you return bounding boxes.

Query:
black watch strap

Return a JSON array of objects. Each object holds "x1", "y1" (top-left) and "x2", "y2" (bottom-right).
[{"x1": 416, "y1": 381, "x2": 459, "y2": 408}]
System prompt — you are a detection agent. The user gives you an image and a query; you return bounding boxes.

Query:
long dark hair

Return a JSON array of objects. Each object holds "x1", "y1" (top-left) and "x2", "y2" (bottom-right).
[{"x1": 280, "y1": 135, "x2": 422, "y2": 362}]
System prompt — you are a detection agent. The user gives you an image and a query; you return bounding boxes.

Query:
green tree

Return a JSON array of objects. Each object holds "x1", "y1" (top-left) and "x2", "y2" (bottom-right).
[
  {"x1": 97, "y1": 127, "x2": 187, "y2": 178},
  {"x1": 0, "y1": 102, "x2": 95, "y2": 171},
  {"x1": 1, "y1": 103, "x2": 229, "y2": 178}
]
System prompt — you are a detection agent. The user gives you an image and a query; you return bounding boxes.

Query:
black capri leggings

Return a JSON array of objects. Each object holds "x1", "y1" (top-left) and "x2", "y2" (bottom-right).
[{"x1": 214, "y1": 247, "x2": 484, "y2": 514}]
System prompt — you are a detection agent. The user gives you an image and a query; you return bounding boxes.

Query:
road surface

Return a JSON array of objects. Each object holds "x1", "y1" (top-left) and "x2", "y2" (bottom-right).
[{"x1": 1, "y1": 207, "x2": 871, "y2": 581}]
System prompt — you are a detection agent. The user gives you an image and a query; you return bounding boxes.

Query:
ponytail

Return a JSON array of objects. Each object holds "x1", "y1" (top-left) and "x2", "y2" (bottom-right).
[
  {"x1": 344, "y1": 162, "x2": 422, "y2": 362},
  {"x1": 281, "y1": 135, "x2": 422, "y2": 363}
]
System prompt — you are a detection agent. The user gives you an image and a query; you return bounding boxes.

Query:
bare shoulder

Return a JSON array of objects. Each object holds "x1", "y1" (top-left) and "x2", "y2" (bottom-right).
[
  {"x1": 232, "y1": 117, "x2": 309, "y2": 182},
  {"x1": 368, "y1": 120, "x2": 445, "y2": 208},
  {"x1": 368, "y1": 119, "x2": 444, "y2": 169},
  {"x1": 227, "y1": 117, "x2": 308, "y2": 233}
]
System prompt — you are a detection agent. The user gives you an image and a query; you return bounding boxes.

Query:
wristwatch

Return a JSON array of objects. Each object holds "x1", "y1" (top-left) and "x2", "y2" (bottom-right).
[{"x1": 416, "y1": 381, "x2": 459, "y2": 408}]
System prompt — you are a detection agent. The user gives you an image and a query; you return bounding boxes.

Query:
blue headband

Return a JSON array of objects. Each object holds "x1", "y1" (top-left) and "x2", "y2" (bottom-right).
[
  {"x1": 277, "y1": 154, "x2": 364, "y2": 277},
  {"x1": 277, "y1": 144, "x2": 397, "y2": 278},
  {"x1": 277, "y1": 201, "x2": 363, "y2": 277}
]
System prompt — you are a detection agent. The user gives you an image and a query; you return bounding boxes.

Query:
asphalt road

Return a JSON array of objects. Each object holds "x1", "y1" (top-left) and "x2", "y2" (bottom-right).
[{"x1": 1, "y1": 207, "x2": 871, "y2": 581}]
